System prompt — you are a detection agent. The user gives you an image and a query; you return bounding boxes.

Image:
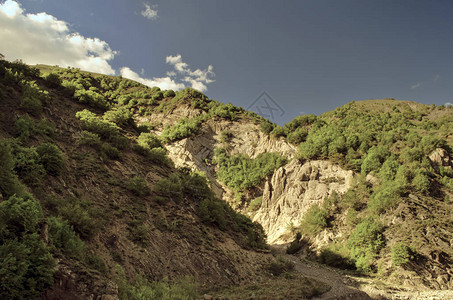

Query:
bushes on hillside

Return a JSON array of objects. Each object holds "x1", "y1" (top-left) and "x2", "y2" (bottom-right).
[
  {"x1": 153, "y1": 173, "x2": 183, "y2": 203},
  {"x1": 36, "y1": 143, "x2": 64, "y2": 175},
  {"x1": 0, "y1": 140, "x2": 27, "y2": 198},
  {"x1": 45, "y1": 72, "x2": 62, "y2": 88},
  {"x1": 127, "y1": 175, "x2": 150, "y2": 197},
  {"x1": 163, "y1": 89, "x2": 176, "y2": 98},
  {"x1": 115, "y1": 265, "x2": 199, "y2": 300},
  {"x1": 77, "y1": 130, "x2": 102, "y2": 147},
  {"x1": 48, "y1": 216, "x2": 85, "y2": 258},
  {"x1": 137, "y1": 132, "x2": 162, "y2": 150},
  {"x1": 300, "y1": 205, "x2": 328, "y2": 234},
  {"x1": 368, "y1": 182, "x2": 405, "y2": 213},
  {"x1": 161, "y1": 117, "x2": 202, "y2": 143},
  {"x1": 391, "y1": 242, "x2": 416, "y2": 266},
  {"x1": 214, "y1": 148, "x2": 286, "y2": 192},
  {"x1": 13, "y1": 146, "x2": 46, "y2": 187},
  {"x1": 14, "y1": 115, "x2": 56, "y2": 143},
  {"x1": 0, "y1": 195, "x2": 55, "y2": 299},
  {"x1": 346, "y1": 217, "x2": 384, "y2": 272},
  {"x1": 103, "y1": 107, "x2": 133, "y2": 127},
  {"x1": 76, "y1": 109, "x2": 119, "y2": 139},
  {"x1": 20, "y1": 83, "x2": 48, "y2": 116}
]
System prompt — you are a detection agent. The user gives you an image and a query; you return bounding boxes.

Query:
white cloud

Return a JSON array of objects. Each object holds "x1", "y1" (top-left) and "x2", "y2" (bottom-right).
[
  {"x1": 0, "y1": 1, "x2": 216, "y2": 92},
  {"x1": 165, "y1": 54, "x2": 215, "y2": 91},
  {"x1": 120, "y1": 54, "x2": 216, "y2": 92},
  {"x1": 141, "y1": 3, "x2": 157, "y2": 20},
  {"x1": 433, "y1": 74, "x2": 441, "y2": 82},
  {"x1": 411, "y1": 82, "x2": 422, "y2": 90},
  {"x1": 120, "y1": 67, "x2": 185, "y2": 91},
  {"x1": 445, "y1": 102, "x2": 452, "y2": 107},
  {"x1": 0, "y1": 0, "x2": 21, "y2": 17},
  {"x1": 0, "y1": 0, "x2": 116, "y2": 75}
]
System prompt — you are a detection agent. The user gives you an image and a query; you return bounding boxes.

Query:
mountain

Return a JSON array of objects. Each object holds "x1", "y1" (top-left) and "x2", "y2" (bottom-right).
[{"x1": 1, "y1": 58, "x2": 453, "y2": 299}]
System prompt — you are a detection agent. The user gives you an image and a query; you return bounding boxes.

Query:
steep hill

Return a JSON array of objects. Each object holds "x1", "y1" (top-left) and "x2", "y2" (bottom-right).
[{"x1": 0, "y1": 60, "x2": 331, "y2": 299}]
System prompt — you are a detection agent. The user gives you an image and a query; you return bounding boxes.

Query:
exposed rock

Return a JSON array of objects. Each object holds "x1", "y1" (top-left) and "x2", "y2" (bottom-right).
[
  {"x1": 157, "y1": 115, "x2": 296, "y2": 201},
  {"x1": 254, "y1": 160, "x2": 354, "y2": 244},
  {"x1": 429, "y1": 148, "x2": 452, "y2": 171}
]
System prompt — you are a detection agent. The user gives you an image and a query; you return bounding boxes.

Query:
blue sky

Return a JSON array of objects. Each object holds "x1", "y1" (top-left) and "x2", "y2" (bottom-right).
[{"x1": 1, "y1": 0, "x2": 453, "y2": 124}]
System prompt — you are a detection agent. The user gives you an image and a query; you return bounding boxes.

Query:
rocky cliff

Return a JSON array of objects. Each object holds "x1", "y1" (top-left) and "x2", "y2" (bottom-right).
[
  {"x1": 254, "y1": 160, "x2": 354, "y2": 244},
  {"x1": 142, "y1": 108, "x2": 296, "y2": 203}
]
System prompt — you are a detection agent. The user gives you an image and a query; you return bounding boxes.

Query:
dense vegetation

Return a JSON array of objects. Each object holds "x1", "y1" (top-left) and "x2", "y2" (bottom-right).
[
  {"x1": 214, "y1": 148, "x2": 287, "y2": 200},
  {"x1": 290, "y1": 100, "x2": 453, "y2": 277}
]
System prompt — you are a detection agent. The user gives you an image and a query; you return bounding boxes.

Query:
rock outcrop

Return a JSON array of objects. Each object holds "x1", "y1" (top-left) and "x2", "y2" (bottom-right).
[
  {"x1": 429, "y1": 148, "x2": 452, "y2": 171},
  {"x1": 254, "y1": 160, "x2": 354, "y2": 244},
  {"x1": 145, "y1": 111, "x2": 296, "y2": 200}
]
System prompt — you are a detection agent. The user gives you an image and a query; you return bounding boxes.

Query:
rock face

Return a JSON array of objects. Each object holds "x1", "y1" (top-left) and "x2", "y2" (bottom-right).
[
  {"x1": 429, "y1": 148, "x2": 452, "y2": 171},
  {"x1": 148, "y1": 112, "x2": 296, "y2": 200},
  {"x1": 254, "y1": 160, "x2": 354, "y2": 244}
]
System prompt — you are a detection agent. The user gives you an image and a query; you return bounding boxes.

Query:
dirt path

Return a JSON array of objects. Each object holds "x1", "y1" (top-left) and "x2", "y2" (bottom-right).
[
  {"x1": 274, "y1": 245, "x2": 453, "y2": 299},
  {"x1": 274, "y1": 247, "x2": 372, "y2": 299}
]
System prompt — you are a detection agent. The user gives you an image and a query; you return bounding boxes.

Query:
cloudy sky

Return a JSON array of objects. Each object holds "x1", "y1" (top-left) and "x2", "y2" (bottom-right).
[{"x1": 1, "y1": 0, "x2": 453, "y2": 124}]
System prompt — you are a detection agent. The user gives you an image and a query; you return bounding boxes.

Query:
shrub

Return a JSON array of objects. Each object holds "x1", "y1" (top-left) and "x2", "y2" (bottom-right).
[
  {"x1": 319, "y1": 245, "x2": 355, "y2": 269},
  {"x1": 267, "y1": 257, "x2": 294, "y2": 276},
  {"x1": 127, "y1": 175, "x2": 150, "y2": 197},
  {"x1": 36, "y1": 143, "x2": 64, "y2": 175},
  {"x1": 287, "y1": 127, "x2": 308, "y2": 144},
  {"x1": 270, "y1": 126, "x2": 286, "y2": 138},
  {"x1": 128, "y1": 219, "x2": 149, "y2": 246},
  {"x1": 48, "y1": 216, "x2": 85, "y2": 258},
  {"x1": 77, "y1": 130, "x2": 101, "y2": 147},
  {"x1": 163, "y1": 90, "x2": 176, "y2": 98},
  {"x1": 74, "y1": 89, "x2": 109, "y2": 109},
  {"x1": 420, "y1": 135, "x2": 446, "y2": 154},
  {"x1": 153, "y1": 174, "x2": 183, "y2": 203},
  {"x1": 211, "y1": 103, "x2": 241, "y2": 120},
  {"x1": 13, "y1": 146, "x2": 46, "y2": 187},
  {"x1": 0, "y1": 140, "x2": 27, "y2": 198},
  {"x1": 346, "y1": 217, "x2": 384, "y2": 272},
  {"x1": 137, "y1": 132, "x2": 162, "y2": 150},
  {"x1": 115, "y1": 265, "x2": 199, "y2": 300},
  {"x1": 361, "y1": 146, "x2": 390, "y2": 175},
  {"x1": 368, "y1": 182, "x2": 404, "y2": 214},
  {"x1": 20, "y1": 84, "x2": 44, "y2": 116},
  {"x1": 0, "y1": 195, "x2": 55, "y2": 299},
  {"x1": 300, "y1": 205, "x2": 328, "y2": 234},
  {"x1": 248, "y1": 196, "x2": 263, "y2": 212},
  {"x1": 14, "y1": 115, "x2": 56, "y2": 143},
  {"x1": 137, "y1": 122, "x2": 154, "y2": 133},
  {"x1": 103, "y1": 107, "x2": 133, "y2": 127},
  {"x1": 161, "y1": 117, "x2": 202, "y2": 143},
  {"x1": 220, "y1": 130, "x2": 233, "y2": 143},
  {"x1": 45, "y1": 73, "x2": 62, "y2": 88},
  {"x1": 76, "y1": 109, "x2": 119, "y2": 139},
  {"x1": 14, "y1": 114, "x2": 34, "y2": 143},
  {"x1": 286, "y1": 232, "x2": 302, "y2": 254},
  {"x1": 50, "y1": 197, "x2": 98, "y2": 239},
  {"x1": 259, "y1": 120, "x2": 275, "y2": 134},
  {"x1": 198, "y1": 197, "x2": 228, "y2": 230},
  {"x1": 101, "y1": 143, "x2": 122, "y2": 160},
  {"x1": 392, "y1": 242, "x2": 415, "y2": 266},
  {"x1": 215, "y1": 148, "x2": 286, "y2": 192},
  {"x1": 412, "y1": 171, "x2": 430, "y2": 194}
]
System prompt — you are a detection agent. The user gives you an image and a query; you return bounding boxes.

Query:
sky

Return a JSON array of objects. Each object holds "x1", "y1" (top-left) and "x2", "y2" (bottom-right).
[{"x1": 1, "y1": 0, "x2": 453, "y2": 125}]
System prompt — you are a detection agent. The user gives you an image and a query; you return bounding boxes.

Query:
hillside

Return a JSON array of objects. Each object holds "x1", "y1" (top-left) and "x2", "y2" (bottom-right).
[
  {"x1": 0, "y1": 60, "x2": 335, "y2": 299},
  {"x1": 1, "y1": 59, "x2": 453, "y2": 299}
]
